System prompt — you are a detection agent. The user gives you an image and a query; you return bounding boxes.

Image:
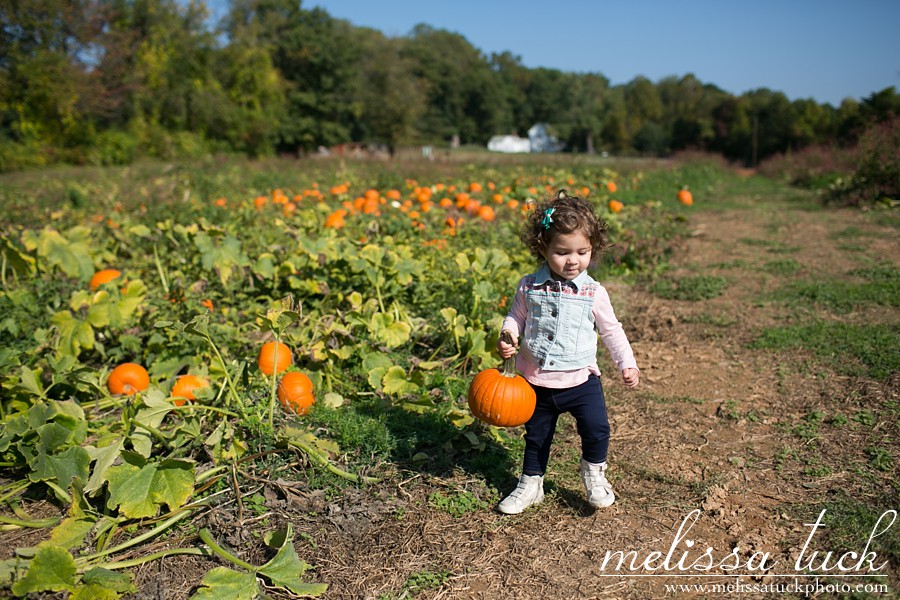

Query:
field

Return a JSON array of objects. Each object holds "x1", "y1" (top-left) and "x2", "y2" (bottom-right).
[{"x1": 0, "y1": 152, "x2": 897, "y2": 599}]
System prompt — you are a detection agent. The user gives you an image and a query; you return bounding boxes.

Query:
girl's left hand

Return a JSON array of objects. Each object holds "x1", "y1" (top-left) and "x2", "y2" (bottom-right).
[{"x1": 622, "y1": 368, "x2": 640, "y2": 388}]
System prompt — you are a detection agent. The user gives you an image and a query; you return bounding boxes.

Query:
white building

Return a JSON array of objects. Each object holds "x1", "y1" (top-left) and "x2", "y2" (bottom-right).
[
  {"x1": 487, "y1": 134, "x2": 531, "y2": 153},
  {"x1": 487, "y1": 123, "x2": 563, "y2": 153}
]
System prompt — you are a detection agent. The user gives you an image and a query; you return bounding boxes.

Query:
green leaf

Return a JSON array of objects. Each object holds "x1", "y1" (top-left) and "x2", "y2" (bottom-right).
[
  {"x1": 367, "y1": 366, "x2": 387, "y2": 391},
  {"x1": 0, "y1": 557, "x2": 29, "y2": 590},
  {"x1": 1, "y1": 234, "x2": 37, "y2": 278},
  {"x1": 11, "y1": 545, "x2": 76, "y2": 596},
  {"x1": 361, "y1": 352, "x2": 393, "y2": 372},
  {"x1": 127, "y1": 224, "x2": 152, "y2": 237},
  {"x1": 381, "y1": 366, "x2": 420, "y2": 396},
  {"x1": 370, "y1": 312, "x2": 410, "y2": 348},
  {"x1": 257, "y1": 525, "x2": 327, "y2": 596},
  {"x1": 117, "y1": 280, "x2": 147, "y2": 320},
  {"x1": 454, "y1": 252, "x2": 471, "y2": 272},
  {"x1": 21, "y1": 227, "x2": 93, "y2": 280},
  {"x1": 393, "y1": 258, "x2": 422, "y2": 286},
  {"x1": 46, "y1": 484, "x2": 97, "y2": 549},
  {"x1": 18, "y1": 366, "x2": 43, "y2": 395},
  {"x1": 37, "y1": 421, "x2": 82, "y2": 455},
  {"x1": 253, "y1": 252, "x2": 276, "y2": 278},
  {"x1": 71, "y1": 583, "x2": 123, "y2": 600},
  {"x1": 81, "y1": 567, "x2": 136, "y2": 594},
  {"x1": 321, "y1": 392, "x2": 345, "y2": 408},
  {"x1": 84, "y1": 438, "x2": 125, "y2": 495},
  {"x1": 130, "y1": 389, "x2": 172, "y2": 458},
  {"x1": 194, "y1": 232, "x2": 248, "y2": 287},
  {"x1": 51, "y1": 310, "x2": 95, "y2": 357},
  {"x1": 414, "y1": 360, "x2": 443, "y2": 370},
  {"x1": 106, "y1": 457, "x2": 195, "y2": 519},
  {"x1": 190, "y1": 567, "x2": 259, "y2": 600},
  {"x1": 29, "y1": 446, "x2": 91, "y2": 490}
]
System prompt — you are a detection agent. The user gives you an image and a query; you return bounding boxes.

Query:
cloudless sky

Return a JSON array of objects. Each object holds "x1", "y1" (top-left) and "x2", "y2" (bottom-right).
[{"x1": 207, "y1": 0, "x2": 900, "y2": 107}]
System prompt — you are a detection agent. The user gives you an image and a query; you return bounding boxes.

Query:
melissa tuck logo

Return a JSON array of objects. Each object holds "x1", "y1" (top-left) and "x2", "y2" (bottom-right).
[{"x1": 599, "y1": 508, "x2": 896, "y2": 579}]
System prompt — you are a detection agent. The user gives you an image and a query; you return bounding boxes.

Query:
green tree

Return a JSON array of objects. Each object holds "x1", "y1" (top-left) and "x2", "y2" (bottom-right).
[
  {"x1": 623, "y1": 76, "x2": 663, "y2": 144},
  {"x1": 711, "y1": 96, "x2": 752, "y2": 163},
  {"x1": 353, "y1": 31, "x2": 425, "y2": 155},
  {"x1": 0, "y1": 0, "x2": 101, "y2": 158},
  {"x1": 559, "y1": 73, "x2": 609, "y2": 153},
  {"x1": 403, "y1": 24, "x2": 503, "y2": 144},
  {"x1": 488, "y1": 51, "x2": 528, "y2": 134},
  {"x1": 598, "y1": 87, "x2": 629, "y2": 154},
  {"x1": 226, "y1": 0, "x2": 361, "y2": 153},
  {"x1": 658, "y1": 74, "x2": 723, "y2": 151}
]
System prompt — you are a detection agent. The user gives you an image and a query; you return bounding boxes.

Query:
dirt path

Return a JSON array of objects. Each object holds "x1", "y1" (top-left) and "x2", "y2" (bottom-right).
[{"x1": 233, "y1": 189, "x2": 895, "y2": 600}]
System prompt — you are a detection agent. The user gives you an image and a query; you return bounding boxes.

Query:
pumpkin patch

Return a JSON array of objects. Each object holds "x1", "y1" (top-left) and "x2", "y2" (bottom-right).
[{"x1": 0, "y1": 157, "x2": 696, "y2": 598}]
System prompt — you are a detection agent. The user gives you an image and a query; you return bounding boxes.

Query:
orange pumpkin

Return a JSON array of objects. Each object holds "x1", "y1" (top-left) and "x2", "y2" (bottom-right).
[
  {"x1": 277, "y1": 371, "x2": 315, "y2": 414},
  {"x1": 677, "y1": 188, "x2": 693, "y2": 206},
  {"x1": 108, "y1": 363, "x2": 150, "y2": 396},
  {"x1": 171, "y1": 374, "x2": 208, "y2": 406},
  {"x1": 90, "y1": 269, "x2": 122, "y2": 290},
  {"x1": 477, "y1": 205, "x2": 495, "y2": 222},
  {"x1": 258, "y1": 341, "x2": 292, "y2": 375},
  {"x1": 468, "y1": 332, "x2": 536, "y2": 427},
  {"x1": 608, "y1": 200, "x2": 624, "y2": 213},
  {"x1": 606, "y1": 181, "x2": 617, "y2": 193}
]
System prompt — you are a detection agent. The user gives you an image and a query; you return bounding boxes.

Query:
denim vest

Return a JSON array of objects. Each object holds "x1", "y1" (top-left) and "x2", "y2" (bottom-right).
[{"x1": 520, "y1": 264, "x2": 598, "y2": 371}]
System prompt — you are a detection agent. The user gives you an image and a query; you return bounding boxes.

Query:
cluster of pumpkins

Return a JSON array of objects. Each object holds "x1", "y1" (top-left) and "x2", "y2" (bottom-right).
[
  {"x1": 106, "y1": 336, "x2": 534, "y2": 427},
  {"x1": 105, "y1": 341, "x2": 314, "y2": 415}
]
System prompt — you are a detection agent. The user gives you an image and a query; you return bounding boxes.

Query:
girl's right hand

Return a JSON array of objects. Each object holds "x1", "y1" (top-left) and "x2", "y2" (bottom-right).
[{"x1": 497, "y1": 331, "x2": 518, "y2": 359}]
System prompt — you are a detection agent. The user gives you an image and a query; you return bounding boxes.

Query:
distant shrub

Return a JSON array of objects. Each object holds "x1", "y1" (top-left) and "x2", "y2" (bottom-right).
[
  {"x1": 757, "y1": 144, "x2": 855, "y2": 188},
  {"x1": 0, "y1": 139, "x2": 49, "y2": 172},
  {"x1": 760, "y1": 117, "x2": 899, "y2": 207},
  {"x1": 89, "y1": 130, "x2": 138, "y2": 166},
  {"x1": 828, "y1": 115, "x2": 900, "y2": 206}
]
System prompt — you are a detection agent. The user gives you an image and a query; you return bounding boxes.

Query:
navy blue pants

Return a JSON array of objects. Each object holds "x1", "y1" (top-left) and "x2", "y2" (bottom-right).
[{"x1": 522, "y1": 374, "x2": 610, "y2": 476}]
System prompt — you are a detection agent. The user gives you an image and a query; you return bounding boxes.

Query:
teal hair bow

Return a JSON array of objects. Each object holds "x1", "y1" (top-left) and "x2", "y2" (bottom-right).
[{"x1": 541, "y1": 207, "x2": 555, "y2": 229}]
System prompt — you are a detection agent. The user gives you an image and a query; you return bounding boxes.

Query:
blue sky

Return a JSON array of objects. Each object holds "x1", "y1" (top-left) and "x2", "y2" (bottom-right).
[{"x1": 206, "y1": 0, "x2": 900, "y2": 107}]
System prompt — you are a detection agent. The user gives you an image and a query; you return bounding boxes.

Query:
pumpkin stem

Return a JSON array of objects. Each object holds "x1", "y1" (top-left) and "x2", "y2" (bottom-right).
[{"x1": 499, "y1": 330, "x2": 518, "y2": 377}]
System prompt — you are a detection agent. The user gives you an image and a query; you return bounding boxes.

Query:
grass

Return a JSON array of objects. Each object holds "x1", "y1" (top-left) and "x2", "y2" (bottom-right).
[
  {"x1": 763, "y1": 258, "x2": 802, "y2": 276},
  {"x1": 649, "y1": 274, "x2": 729, "y2": 301},
  {"x1": 750, "y1": 322, "x2": 900, "y2": 380},
  {"x1": 305, "y1": 399, "x2": 522, "y2": 489},
  {"x1": 773, "y1": 264, "x2": 900, "y2": 312},
  {"x1": 794, "y1": 496, "x2": 900, "y2": 572}
]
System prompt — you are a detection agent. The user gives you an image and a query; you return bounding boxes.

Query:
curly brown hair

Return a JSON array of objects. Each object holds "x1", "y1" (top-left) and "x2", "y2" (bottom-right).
[{"x1": 521, "y1": 189, "x2": 609, "y2": 261}]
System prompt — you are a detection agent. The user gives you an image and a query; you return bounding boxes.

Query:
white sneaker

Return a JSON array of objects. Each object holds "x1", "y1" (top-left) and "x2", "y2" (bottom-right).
[
  {"x1": 580, "y1": 459, "x2": 615, "y2": 508},
  {"x1": 497, "y1": 474, "x2": 544, "y2": 514}
]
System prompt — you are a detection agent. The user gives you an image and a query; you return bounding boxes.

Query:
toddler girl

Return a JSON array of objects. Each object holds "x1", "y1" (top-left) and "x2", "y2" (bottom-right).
[{"x1": 496, "y1": 189, "x2": 639, "y2": 514}]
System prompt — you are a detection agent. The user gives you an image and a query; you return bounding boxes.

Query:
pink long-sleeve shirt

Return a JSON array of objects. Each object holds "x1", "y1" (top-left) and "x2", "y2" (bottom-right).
[{"x1": 502, "y1": 267, "x2": 638, "y2": 389}]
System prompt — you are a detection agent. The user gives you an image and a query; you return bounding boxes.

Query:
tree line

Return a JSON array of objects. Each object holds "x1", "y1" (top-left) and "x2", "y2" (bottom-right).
[{"x1": 2, "y1": 0, "x2": 898, "y2": 170}]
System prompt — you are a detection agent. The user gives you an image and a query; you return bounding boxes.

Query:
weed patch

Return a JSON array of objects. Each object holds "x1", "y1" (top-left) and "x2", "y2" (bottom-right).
[
  {"x1": 773, "y1": 264, "x2": 900, "y2": 312},
  {"x1": 751, "y1": 322, "x2": 900, "y2": 380},
  {"x1": 428, "y1": 490, "x2": 489, "y2": 517},
  {"x1": 649, "y1": 274, "x2": 728, "y2": 301}
]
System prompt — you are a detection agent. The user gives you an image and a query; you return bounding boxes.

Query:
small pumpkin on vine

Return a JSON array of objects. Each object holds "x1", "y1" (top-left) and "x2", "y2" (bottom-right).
[
  {"x1": 277, "y1": 371, "x2": 315, "y2": 415},
  {"x1": 258, "y1": 341, "x2": 292, "y2": 375},
  {"x1": 170, "y1": 374, "x2": 208, "y2": 407},
  {"x1": 108, "y1": 363, "x2": 150, "y2": 396},
  {"x1": 90, "y1": 268, "x2": 122, "y2": 290}
]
